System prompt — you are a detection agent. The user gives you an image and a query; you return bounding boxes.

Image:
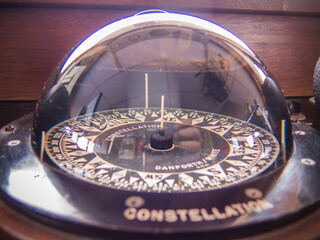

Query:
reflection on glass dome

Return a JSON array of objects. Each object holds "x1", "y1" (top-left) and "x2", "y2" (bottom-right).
[{"x1": 33, "y1": 11, "x2": 292, "y2": 192}]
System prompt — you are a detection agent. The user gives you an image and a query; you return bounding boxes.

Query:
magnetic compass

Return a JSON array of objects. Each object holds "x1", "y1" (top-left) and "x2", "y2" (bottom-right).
[{"x1": 1, "y1": 10, "x2": 319, "y2": 238}]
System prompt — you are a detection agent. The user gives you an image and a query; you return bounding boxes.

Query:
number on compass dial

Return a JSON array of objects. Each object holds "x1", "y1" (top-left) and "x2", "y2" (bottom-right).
[{"x1": 45, "y1": 107, "x2": 280, "y2": 192}]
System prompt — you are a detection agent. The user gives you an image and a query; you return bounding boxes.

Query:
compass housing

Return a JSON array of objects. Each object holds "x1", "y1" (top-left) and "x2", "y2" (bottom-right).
[{"x1": 3, "y1": 11, "x2": 320, "y2": 237}]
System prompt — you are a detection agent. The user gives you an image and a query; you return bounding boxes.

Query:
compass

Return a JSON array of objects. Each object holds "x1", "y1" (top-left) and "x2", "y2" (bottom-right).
[{"x1": 1, "y1": 10, "x2": 319, "y2": 238}]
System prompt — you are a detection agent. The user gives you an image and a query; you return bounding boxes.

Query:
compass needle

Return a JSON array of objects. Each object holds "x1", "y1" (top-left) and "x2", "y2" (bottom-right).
[
  {"x1": 149, "y1": 96, "x2": 174, "y2": 150},
  {"x1": 145, "y1": 73, "x2": 149, "y2": 109},
  {"x1": 160, "y1": 95, "x2": 165, "y2": 131}
]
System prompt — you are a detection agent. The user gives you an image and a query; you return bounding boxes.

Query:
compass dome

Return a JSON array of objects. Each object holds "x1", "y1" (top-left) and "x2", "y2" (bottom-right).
[{"x1": 33, "y1": 10, "x2": 292, "y2": 173}]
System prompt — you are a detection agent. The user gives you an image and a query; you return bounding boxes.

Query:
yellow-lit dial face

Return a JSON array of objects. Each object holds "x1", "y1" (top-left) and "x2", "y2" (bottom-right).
[{"x1": 45, "y1": 107, "x2": 280, "y2": 192}]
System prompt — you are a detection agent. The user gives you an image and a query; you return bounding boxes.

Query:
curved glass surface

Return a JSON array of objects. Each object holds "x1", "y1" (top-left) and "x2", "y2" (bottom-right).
[{"x1": 32, "y1": 12, "x2": 292, "y2": 192}]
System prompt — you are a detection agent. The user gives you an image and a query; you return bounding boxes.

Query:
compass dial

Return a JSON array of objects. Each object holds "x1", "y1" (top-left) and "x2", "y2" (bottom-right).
[{"x1": 45, "y1": 107, "x2": 280, "y2": 193}]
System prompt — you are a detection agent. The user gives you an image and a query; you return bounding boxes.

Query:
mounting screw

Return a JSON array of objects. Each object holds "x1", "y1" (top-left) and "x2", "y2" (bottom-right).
[
  {"x1": 4, "y1": 125, "x2": 15, "y2": 132},
  {"x1": 245, "y1": 188, "x2": 263, "y2": 199},
  {"x1": 7, "y1": 140, "x2": 21, "y2": 146},
  {"x1": 294, "y1": 130, "x2": 305, "y2": 136},
  {"x1": 125, "y1": 196, "x2": 145, "y2": 208},
  {"x1": 300, "y1": 158, "x2": 316, "y2": 166},
  {"x1": 290, "y1": 116, "x2": 297, "y2": 122}
]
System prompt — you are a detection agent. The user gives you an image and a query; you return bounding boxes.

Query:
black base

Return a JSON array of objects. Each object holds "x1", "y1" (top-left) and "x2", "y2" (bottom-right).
[{"x1": 0, "y1": 114, "x2": 320, "y2": 237}]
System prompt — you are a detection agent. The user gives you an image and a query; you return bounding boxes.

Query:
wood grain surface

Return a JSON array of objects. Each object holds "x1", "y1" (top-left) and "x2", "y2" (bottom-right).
[
  {"x1": 0, "y1": 0, "x2": 320, "y2": 16},
  {"x1": 0, "y1": 4, "x2": 319, "y2": 100}
]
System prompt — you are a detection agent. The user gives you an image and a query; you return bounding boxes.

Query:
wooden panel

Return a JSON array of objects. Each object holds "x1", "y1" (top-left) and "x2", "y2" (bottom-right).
[
  {"x1": 0, "y1": 8, "x2": 134, "y2": 100},
  {"x1": 0, "y1": 7, "x2": 319, "y2": 100},
  {"x1": 0, "y1": 0, "x2": 319, "y2": 16}
]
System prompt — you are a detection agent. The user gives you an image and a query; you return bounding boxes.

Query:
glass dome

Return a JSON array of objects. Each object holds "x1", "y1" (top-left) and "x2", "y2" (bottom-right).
[{"x1": 32, "y1": 11, "x2": 292, "y2": 192}]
